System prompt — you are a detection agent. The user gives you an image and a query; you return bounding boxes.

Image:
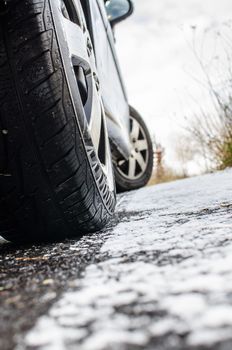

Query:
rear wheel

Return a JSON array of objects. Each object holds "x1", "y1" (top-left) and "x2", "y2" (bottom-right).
[
  {"x1": 114, "y1": 106, "x2": 153, "y2": 192},
  {"x1": 0, "y1": 0, "x2": 116, "y2": 242}
]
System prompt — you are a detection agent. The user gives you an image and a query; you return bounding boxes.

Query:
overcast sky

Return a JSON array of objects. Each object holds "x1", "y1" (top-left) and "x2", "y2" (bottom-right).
[{"x1": 115, "y1": 0, "x2": 232, "y2": 171}]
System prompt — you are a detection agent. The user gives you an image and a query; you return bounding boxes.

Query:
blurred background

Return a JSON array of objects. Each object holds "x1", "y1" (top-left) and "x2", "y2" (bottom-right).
[{"x1": 115, "y1": 0, "x2": 232, "y2": 182}]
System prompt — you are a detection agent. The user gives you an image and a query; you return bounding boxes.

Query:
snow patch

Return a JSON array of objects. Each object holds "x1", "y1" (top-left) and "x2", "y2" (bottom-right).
[{"x1": 22, "y1": 171, "x2": 232, "y2": 349}]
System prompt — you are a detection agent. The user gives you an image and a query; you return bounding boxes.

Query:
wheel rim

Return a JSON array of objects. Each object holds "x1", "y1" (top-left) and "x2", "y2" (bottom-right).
[
  {"x1": 51, "y1": 0, "x2": 114, "y2": 191},
  {"x1": 116, "y1": 115, "x2": 149, "y2": 180}
]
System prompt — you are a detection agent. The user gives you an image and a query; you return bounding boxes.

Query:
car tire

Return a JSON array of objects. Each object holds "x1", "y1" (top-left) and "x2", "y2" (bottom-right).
[
  {"x1": 0, "y1": 0, "x2": 116, "y2": 242},
  {"x1": 114, "y1": 106, "x2": 153, "y2": 192}
]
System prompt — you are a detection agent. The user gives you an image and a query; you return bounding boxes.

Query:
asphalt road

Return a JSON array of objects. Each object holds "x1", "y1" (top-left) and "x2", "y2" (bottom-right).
[{"x1": 0, "y1": 170, "x2": 232, "y2": 350}]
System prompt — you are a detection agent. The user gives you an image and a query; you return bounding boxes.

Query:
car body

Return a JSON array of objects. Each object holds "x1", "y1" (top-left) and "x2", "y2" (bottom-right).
[{"x1": 80, "y1": 0, "x2": 133, "y2": 160}]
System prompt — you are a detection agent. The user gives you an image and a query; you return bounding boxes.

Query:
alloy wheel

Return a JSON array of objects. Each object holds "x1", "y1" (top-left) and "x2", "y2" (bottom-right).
[
  {"x1": 51, "y1": 0, "x2": 114, "y2": 191},
  {"x1": 116, "y1": 115, "x2": 149, "y2": 180}
]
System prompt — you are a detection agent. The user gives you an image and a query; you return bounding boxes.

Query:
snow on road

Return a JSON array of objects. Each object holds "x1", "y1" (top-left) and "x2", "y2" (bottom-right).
[{"x1": 22, "y1": 170, "x2": 232, "y2": 350}]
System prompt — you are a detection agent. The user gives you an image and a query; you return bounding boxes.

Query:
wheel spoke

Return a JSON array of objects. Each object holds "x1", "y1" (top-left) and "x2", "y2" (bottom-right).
[
  {"x1": 135, "y1": 152, "x2": 146, "y2": 171},
  {"x1": 88, "y1": 88, "x2": 102, "y2": 152},
  {"x1": 136, "y1": 139, "x2": 148, "y2": 151},
  {"x1": 131, "y1": 119, "x2": 140, "y2": 140},
  {"x1": 128, "y1": 157, "x2": 136, "y2": 178},
  {"x1": 61, "y1": 17, "x2": 90, "y2": 72},
  {"x1": 118, "y1": 159, "x2": 126, "y2": 167}
]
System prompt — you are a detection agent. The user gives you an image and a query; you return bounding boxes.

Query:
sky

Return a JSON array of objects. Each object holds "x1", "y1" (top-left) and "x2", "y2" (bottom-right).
[{"x1": 115, "y1": 0, "x2": 232, "y2": 172}]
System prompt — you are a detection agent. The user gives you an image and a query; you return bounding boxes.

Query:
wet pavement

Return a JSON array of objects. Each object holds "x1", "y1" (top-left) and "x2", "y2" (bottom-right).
[{"x1": 1, "y1": 170, "x2": 232, "y2": 350}]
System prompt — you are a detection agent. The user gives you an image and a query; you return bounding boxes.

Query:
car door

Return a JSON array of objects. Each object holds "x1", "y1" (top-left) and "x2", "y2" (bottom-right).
[{"x1": 87, "y1": 0, "x2": 131, "y2": 158}]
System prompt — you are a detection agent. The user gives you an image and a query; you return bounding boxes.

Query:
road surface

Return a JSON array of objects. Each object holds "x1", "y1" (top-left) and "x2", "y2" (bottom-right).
[{"x1": 0, "y1": 170, "x2": 232, "y2": 350}]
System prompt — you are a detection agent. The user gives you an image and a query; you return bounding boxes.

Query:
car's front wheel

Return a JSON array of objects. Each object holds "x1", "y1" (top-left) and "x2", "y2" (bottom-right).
[
  {"x1": 114, "y1": 106, "x2": 153, "y2": 192},
  {"x1": 0, "y1": 0, "x2": 116, "y2": 242}
]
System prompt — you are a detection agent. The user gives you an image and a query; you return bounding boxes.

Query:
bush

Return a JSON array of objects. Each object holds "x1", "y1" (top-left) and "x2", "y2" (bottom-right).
[
  {"x1": 148, "y1": 167, "x2": 187, "y2": 186},
  {"x1": 185, "y1": 25, "x2": 232, "y2": 171}
]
